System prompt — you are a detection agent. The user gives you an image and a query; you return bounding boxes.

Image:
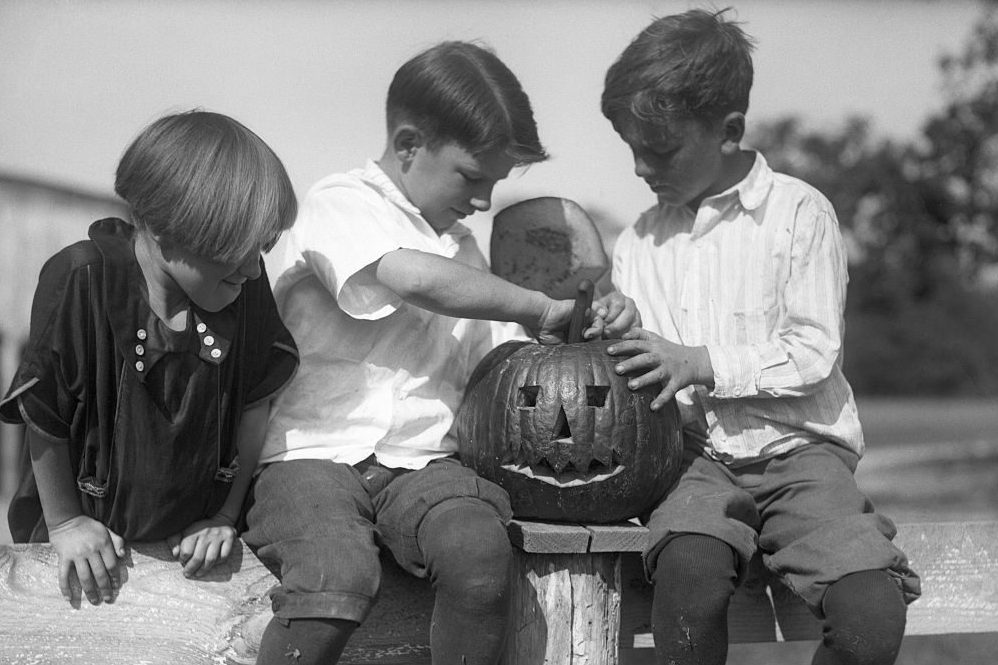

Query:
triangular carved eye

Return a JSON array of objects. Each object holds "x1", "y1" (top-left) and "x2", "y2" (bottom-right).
[
  {"x1": 587, "y1": 385, "x2": 610, "y2": 407},
  {"x1": 518, "y1": 385, "x2": 540, "y2": 408}
]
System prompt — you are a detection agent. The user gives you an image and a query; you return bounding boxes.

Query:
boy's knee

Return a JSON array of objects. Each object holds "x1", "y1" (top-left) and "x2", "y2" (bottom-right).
[
  {"x1": 420, "y1": 498, "x2": 511, "y2": 602},
  {"x1": 652, "y1": 534, "x2": 737, "y2": 588},
  {"x1": 817, "y1": 570, "x2": 906, "y2": 665},
  {"x1": 421, "y1": 498, "x2": 511, "y2": 557}
]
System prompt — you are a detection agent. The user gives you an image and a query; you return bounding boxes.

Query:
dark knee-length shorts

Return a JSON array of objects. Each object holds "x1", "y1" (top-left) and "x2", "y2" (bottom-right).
[
  {"x1": 242, "y1": 456, "x2": 512, "y2": 623},
  {"x1": 643, "y1": 441, "x2": 921, "y2": 616}
]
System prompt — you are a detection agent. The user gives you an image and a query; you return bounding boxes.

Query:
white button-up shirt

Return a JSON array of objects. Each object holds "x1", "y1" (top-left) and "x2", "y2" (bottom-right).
[
  {"x1": 260, "y1": 160, "x2": 520, "y2": 469},
  {"x1": 612, "y1": 152, "x2": 864, "y2": 464}
]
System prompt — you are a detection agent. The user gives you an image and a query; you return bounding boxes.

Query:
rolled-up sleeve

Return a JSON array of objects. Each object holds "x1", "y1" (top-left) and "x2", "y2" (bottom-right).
[{"x1": 294, "y1": 183, "x2": 406, "y2": 320}]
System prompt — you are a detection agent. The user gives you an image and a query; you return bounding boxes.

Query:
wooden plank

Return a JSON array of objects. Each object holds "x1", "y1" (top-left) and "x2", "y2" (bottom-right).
[
  {"x1": 585, "y1": 523, "x2": 647, "y2": 553},
  {"x1": 508, "y1": 519, "x2": 592, "y2": 553},
  {"x1": 509, "y1": 519, "x2": 647, "y2": 554},
  {"x1": 5, "y1": 521, "x2": 995, "y2": 664},
  {"x1": 0, "y1": 540, "x2": 276, "y2": 665}
]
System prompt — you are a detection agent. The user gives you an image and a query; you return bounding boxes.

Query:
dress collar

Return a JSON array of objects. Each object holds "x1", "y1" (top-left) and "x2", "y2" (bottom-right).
[{"x1": 88, "y1": 218, "x2": 237, "y2": 381}]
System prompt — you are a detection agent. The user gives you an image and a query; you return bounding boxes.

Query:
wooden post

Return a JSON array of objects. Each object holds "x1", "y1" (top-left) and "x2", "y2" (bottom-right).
[{"x1": 505, "y1": 549, "x2": 621, "y2": 665}]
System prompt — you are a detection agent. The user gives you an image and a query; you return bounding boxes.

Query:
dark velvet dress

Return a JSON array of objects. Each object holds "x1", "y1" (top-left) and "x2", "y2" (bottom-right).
[{"x1": 1, "y1": 218, "x2": 298, "y2": 542}]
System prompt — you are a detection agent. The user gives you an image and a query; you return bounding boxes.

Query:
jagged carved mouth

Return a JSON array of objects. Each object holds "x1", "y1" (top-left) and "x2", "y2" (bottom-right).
[
  {"x1": 505, "y1": 391, "x2": 624, "y2": 486},
  {"x1": 501, "y1": 444, "x2": 624, "y2": 488}
]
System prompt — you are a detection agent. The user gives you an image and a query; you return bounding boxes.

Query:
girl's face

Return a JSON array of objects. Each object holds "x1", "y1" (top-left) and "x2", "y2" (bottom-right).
[
  {"x1": 135, "y1": 229, "x2": 270, "y2": 319},
  {"x1": 399, "y1": 141, "x2": 517, "y2": 234},
  {"x1": 161, "y1": 245, "x2": 262, "y2": 312}
]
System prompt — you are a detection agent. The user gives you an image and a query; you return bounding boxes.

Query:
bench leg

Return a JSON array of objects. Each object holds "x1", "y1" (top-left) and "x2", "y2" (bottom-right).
[{"x1": 504, "y1": 550, "x2": 621, "y2": 665}]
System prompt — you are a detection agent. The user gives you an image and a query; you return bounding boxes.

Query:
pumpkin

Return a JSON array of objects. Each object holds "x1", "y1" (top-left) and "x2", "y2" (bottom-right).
[{"x1": 455, "y1": 339, "x2": 683, "y2": 523}]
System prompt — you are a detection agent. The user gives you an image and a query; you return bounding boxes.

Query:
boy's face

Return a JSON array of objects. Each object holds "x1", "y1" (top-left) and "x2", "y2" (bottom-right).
[
  {"x1": 400, "y1": 140, "x2": 517, "y2": 233},
  {"x1": 612, "y1": 112, "x2": 728, "y2": 211}
]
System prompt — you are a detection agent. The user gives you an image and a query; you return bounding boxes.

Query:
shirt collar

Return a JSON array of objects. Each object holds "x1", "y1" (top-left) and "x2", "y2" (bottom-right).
[
  {"x1": 88, "y1": 218, "x2": 237, "y2": 381},
  {"x1": 362, "y1": 159, "x2": 424, "y2": 217},
  {"x1": 359, "y1": 159, "x2": 474, "y2": 246},
  {"x1": 707, "y1": 151, "x2": 773, "y2": 212}
]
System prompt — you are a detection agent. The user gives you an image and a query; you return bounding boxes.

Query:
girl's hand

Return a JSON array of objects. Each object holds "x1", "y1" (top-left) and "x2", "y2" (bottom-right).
[
  {"x1": 166, "y1": 515, "x2": 236, "y2": 578},
  {"x1": 47, "y1": 515, "x2": 125, "y2": 605}
]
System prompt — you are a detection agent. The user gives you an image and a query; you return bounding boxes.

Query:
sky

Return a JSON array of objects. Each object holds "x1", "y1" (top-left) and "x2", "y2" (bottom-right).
[{"x1": 0, "y1": 0, "x2": 987, "y2": 240}]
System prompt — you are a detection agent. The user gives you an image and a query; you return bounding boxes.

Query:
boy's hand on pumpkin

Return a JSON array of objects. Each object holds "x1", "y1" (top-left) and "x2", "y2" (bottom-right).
[
  {"x1": 167, "y1": 515, "x2": 236, "y2": 578},
  {"x1": 533, "y1": 298, "x2": 575, "y2": 345},
  {"x1": 48, "y1": 515, "x2": 125, "y2": 605},
  {"x1": 606, "y1": 328, "x2": 714, "y2": 410},
  {"x1": 592, "y1": 292, "x2": 642, "y2": 339}
]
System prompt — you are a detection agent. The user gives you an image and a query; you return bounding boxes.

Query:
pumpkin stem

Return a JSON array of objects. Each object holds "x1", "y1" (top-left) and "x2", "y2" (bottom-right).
[{"x1": 567, "y1": 279, "x2": 595, "y2": 343}]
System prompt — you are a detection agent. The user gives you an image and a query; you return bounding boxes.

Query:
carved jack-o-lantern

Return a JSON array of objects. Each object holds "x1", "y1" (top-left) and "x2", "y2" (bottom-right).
[{"x1": 456, "y1": 339, "x2": 683, "y2": 523}]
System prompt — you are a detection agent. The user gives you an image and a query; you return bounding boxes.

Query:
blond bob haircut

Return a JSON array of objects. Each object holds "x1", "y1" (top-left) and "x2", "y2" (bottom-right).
[{"x1": 115, "y1": 110, "x2": 297, "y2": 264}]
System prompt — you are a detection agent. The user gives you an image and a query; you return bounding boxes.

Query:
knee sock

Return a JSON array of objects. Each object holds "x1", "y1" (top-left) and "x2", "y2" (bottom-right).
[
  {"x1": 255, "y1": 616, "x2": 356, "y2": 665},
  {"x1": 812, "y1": 570, "x2": 907, "y2": 665},
  {"x1": 419, "y1": 499, "x2": 512, "y2": 665},
  {"x1": 651, "y1": 534, "x2": 737, "y2": 665}
]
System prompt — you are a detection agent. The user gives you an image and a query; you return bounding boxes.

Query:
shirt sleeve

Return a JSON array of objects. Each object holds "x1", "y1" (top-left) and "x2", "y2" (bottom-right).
[
  {"x1": 707, "y1": 196, "x2": 849, "y2": 399},
  {"x1": 293, "y1": 180, "x2": 407, "y2": 320},
  {"x1": 239, "y1": 261, "x2": 300, "y2": 408},
  {"x1": 0, "y1": 244, "x2": 97, "y2": 441}
]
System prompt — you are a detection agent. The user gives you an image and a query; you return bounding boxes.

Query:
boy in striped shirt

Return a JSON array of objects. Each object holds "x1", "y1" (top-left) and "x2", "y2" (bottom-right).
[{"x1": 601, "y1": 9, "x2": 920, "y2": 665}]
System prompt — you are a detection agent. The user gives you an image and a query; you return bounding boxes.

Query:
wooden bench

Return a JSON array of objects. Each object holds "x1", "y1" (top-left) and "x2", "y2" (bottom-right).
[{"x1": 2, "y1": 520, "x2": 997, "y2": 664}]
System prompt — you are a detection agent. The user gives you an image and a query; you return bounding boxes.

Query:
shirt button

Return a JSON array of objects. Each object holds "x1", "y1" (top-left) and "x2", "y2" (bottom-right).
[
  {"x1": 135, "y1": 360, "x2": 145, "y2": 372},
  {"x1": 135, "y1": 344, "x2": 145, "y2": 356},
  {"x1": 203, "y1": 335, "x2": 215, "y2": 346},
  {"x1": 210, "y1": 348, "x2": 222, "y2": 359},
  {"x1": 197, "y1": 323, "x2": 207, "y2": 334},
  {"x1": 137, "y1": 329, "x2": 147, "y2": 340},
  {"x1": 733, "y1": 387, "x2": 742, "y2": 396}
]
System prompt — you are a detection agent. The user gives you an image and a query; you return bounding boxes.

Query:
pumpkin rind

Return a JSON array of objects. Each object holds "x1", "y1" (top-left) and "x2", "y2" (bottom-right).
[{"x1": 456, "y1": 339, "x2": 683, "y2": 523}]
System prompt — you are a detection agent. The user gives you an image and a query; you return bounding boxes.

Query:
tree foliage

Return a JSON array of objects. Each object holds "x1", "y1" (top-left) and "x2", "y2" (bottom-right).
[{"x1": 748, "y1": 5, "x2": 998, "y2": 396}]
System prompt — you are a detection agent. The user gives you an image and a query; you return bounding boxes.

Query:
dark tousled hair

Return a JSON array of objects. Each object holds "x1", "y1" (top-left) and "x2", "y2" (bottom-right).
[
  {"x1": 601, "y1": 8, "x2": 755, "y2": 126},
  {"x1": 386, "y1": 41, "x2": 548, "y2": 166},
  {"x1": 115, "y1": 110, "x2": 297, "y2": 264}
]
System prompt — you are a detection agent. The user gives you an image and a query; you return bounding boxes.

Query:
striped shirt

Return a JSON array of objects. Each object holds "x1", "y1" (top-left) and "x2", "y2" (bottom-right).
[{"x1": 612, "y1": 152, "x2": 864, "y2": 465}]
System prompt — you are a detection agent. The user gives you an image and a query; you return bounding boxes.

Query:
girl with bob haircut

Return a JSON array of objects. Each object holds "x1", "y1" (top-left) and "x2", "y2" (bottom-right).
[{"x1": 2, "y1": 110, "x2": 300, "y2": 607}]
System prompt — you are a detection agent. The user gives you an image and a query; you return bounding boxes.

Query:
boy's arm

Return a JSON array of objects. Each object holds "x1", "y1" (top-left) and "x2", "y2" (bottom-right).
[
  {"x1": 170, "y1": 400, "x2": 271, "y2": 577},
  {"x1": 707, "y1": 206, "x2": 849, "y2": 399},
  {"x1": 609, "y1": 202, "x2": 848, "y2": 403},
  {"x1": 28, "y1": 428, "x2": 124, "y2": 604},
  {"x1": 375, "y1": 248, "x2": 579, "y2": 344}
]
